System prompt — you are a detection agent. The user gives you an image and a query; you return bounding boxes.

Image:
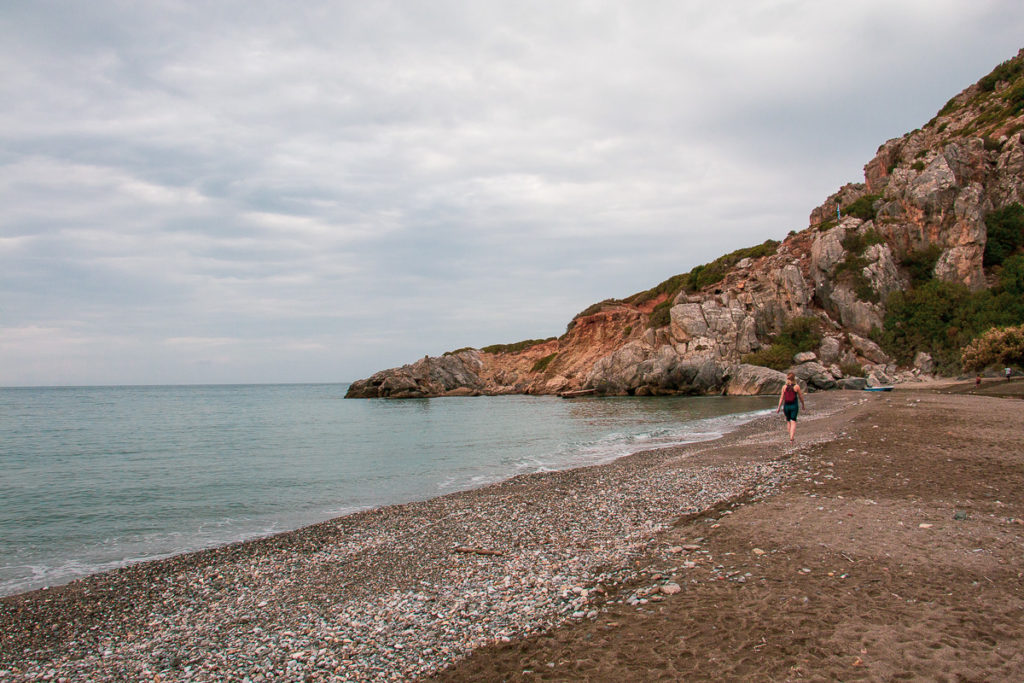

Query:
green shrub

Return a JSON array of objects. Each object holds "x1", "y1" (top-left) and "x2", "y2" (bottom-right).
[
  {"x1": 911, "y1": 160, "x2": 926, "y2": 171},
  {"x1": 983, "y1": 203, "x2": 1024, "y2": 266},
  {"x1": 979, "y1": 54, "x2": 1024, "y2": 92},
  {"x1": 625, "y1": 273, "x2": 690, "y2": 307},
  {"x1": 842, "y1": 194, "x2": 883, "y2": 221},
  {"x1": 570, "y1": 299, "x2": 621, "y2": 322},
  {"x1": 879, "y1": 274, "x2": 1024, "y2": 373},
  {"x1": 833, "y1": 228, "x2": 886, "y2": 303},
  {"x1": 778, "y1": 316, "x2": 822, "y2": 353},
  {"x1": 1005, "y1": 81, "x2": 1024, "y2": 116},
  {"x1": 853, "y1": 278, "x2": 881, "y2": 304},
  {"x1": 742, "y1": 317, "x2": 822, "y2": 371},
  {"x1": 531, "y1": 353, "x2": 558, "y2": 373},
  {"x1": 686, "y1": 239, "x2": 780, "y2": 292},
  {"x1": 634, "y1": 239, "x2": 782, "y2": 328},
  {"x1": 647, "y1": 299, "x2": 673, "y2": 329},
  {"x1": 839, "y1": 362, "x2": 866, "y2": 378},
  {"x1": 998, "y1": 254, "x2": 1024, "y2": 296},
  {"x1": 481, "y1": 338, "x2": 555, "y2": 354},
  {"x1": 741, "y1": 345, "x2": 793, "y2": 371},
  {"x1": 902, "y1": 244, "x2": 943, "y2": 286},
  {"x1": 841, "y1": 227, "x2": 884, "y2": 255},
  {"x1": 443, "y1": 347, "x2": 476, "y2": 356},
  {"x1": 938, "y1": 96, "x2": 959, "y2": 117},
  {"x1": 880, "y1": 280, "x2": 972, "y2": 371},
  {"x1": 834, "y1": 254, "x2": 879, "y2": 304}
]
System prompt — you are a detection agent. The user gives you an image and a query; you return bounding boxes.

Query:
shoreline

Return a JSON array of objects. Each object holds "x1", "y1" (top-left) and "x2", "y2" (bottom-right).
[
  {"x1": 0, "y1": 391, "x2": 861, "y2": 681},
  {"x1": 435, "y1": 384, "x2": 1024, "y2": 681},
  {"x1": 0, "y1": 394, "x2": 775, "y2": 600}
]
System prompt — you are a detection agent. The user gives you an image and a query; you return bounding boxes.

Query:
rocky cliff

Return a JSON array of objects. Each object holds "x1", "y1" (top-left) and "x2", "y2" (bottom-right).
[{"x1": 347, "y1": 49, "x2": 1024, "y2": 399}]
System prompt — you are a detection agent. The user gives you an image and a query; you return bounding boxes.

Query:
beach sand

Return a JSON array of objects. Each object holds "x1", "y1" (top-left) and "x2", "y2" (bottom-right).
[
  {"x1": 2, "y1": 385, "x2": 1022, "y2": 681},
  {"x1": 435, "y1": 384, "x2": 1024, "y2": 682}
]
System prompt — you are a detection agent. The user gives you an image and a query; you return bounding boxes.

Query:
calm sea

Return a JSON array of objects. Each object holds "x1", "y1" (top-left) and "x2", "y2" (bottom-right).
[{"x1": 0, "y1": 384, "x2": 774, "y2": 597}]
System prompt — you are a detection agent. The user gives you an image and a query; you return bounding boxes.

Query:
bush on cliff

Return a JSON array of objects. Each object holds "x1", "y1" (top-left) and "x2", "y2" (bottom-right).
[
  {"x1": 840, "y1": 361, "x2": 866, "y2": 377},
  {"x1": 531, "y1": 353, "x2": 558, "y2": 373},
  {"x1": 979, "y1": 53, "x2": 1024, "y2": 93},
  {"x1": 880, "y1": 256, "x2": 1024, "y2": 372},
  {"x1": 647, "y1": 299, "x2": 673, "y2": 329},
  {"x1": 686, "y1": 239, "x2": 780, "y2": 292},
  {"x1": 481, "y1": 338, "x2": 555, "y2": 354},
  {"x1": 842, "y1": 194, "x2": 883, "y2": 222},
  {"x1": 902, "y1": 244, "x2": 943, "y2": 285},
  {"x1": 983, "y1": 203, "x2": 1024, "y2": 267},
  {"x1": 741, "y1": 345, "x2": 792, "y2": 371},
  {"x1": 630, "y1": 239, "x2": 782, "y2": 329},
  {"x1": 742, "y1": 317, "x2": 822, "y2": 371}
]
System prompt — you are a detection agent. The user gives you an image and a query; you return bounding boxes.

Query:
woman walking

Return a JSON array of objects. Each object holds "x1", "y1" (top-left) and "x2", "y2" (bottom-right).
[{"x1": 777, "y1": 372, "x2": 806, "y2": 442}]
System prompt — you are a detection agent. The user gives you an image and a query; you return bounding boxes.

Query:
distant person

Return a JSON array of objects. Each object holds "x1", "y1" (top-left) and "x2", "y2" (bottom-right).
[
  {"x1": 777, "y1": 372, "x2": 806, "y2": 443},
  {"x1": 1007, "y1": 367, "x2": 1013, "y2": 381},
  {"x1": 976, "y1": 374, "x2": 982, "y2": 389}
]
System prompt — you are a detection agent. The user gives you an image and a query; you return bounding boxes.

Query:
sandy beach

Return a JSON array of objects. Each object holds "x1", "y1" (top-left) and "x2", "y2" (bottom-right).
[{"x1": 2, "y1": 384, "x2": 1023, "y2": 681}]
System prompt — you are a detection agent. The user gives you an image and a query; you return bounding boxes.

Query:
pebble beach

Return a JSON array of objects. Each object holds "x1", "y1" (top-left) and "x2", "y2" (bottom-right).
[{"x1": 1, "y1": 394, "x2": 858, "y2": 681}]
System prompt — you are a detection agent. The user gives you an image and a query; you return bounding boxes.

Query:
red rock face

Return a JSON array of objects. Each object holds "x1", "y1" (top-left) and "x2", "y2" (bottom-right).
[{"x1": 476, "y1": 305, "x2": 647, "y2": 395}]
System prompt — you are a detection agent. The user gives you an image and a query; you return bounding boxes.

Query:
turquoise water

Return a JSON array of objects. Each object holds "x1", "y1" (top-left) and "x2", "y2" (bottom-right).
[{"x1": 0, "y1": 384, "x2": 773, "y2": 596}]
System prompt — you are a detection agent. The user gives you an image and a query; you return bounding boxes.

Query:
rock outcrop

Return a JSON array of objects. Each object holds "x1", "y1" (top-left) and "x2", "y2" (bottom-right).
[
  {"x1": 345, "y1": 351, "x2": 488, "y2": 398},
  {"x1": 347, "y1": 49, "x2": 1024, "y2": 399}
]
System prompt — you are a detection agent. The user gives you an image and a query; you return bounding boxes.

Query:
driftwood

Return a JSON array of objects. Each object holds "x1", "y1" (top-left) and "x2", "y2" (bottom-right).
[
  {"x1": 559, "y1": 388, "x2": 596, "y2": 399},
  {"x1": 454, "y1": 546, "x2": 503, "y2": 557}
]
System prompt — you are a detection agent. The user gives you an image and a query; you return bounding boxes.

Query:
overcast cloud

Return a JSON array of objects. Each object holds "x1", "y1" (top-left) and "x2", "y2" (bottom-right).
[{"x1": 2, "y1": 1, "x2": 1022, "y2": 386}]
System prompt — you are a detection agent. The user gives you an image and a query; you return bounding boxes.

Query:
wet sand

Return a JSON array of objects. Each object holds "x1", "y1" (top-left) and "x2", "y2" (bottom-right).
[{"x1": 3, "y1": 386, "x2": 1022, "y2": 681}]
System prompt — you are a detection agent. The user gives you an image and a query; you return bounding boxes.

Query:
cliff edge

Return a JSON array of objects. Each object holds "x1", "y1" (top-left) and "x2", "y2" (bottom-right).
[{"x1": 347, "y1": 49, "x2": 1024, "y2": 399}]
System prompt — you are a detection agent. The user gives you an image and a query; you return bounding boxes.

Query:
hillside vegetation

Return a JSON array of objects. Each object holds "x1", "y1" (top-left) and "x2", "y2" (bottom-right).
[{"x1": 348, "y1": 48, "x2": 1024, "y2": 398}]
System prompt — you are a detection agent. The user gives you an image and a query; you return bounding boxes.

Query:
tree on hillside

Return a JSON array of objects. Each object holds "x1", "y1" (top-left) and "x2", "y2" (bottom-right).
[
  {"x1": 961, "y1": 325, "x2": 1024, "y2": 371},
  {"x1": 983, "y1": 203, "x2": 1024, "y2": 267}
]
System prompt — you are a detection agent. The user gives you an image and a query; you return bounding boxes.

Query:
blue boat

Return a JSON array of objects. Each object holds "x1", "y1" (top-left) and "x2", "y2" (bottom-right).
[{"x1": 864, "y1": 386, "x2": 894, "y2": 392}]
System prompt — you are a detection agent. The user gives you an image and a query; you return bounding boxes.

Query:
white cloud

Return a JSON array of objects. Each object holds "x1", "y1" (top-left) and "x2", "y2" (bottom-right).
[{"x1": 2, "y1": 0, "x2": 1023, "y2": 385}]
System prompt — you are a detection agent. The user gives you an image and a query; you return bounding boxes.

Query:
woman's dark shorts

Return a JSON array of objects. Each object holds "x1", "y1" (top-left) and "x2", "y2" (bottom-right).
[{"x1": 783, "y1": 402, "x2": 799, "y2": 421}]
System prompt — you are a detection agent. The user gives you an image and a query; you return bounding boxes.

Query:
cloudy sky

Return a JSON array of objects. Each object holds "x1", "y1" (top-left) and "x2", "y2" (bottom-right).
[{"x1": 2, "y1": 1, "x2": 1022, "y2": 386}]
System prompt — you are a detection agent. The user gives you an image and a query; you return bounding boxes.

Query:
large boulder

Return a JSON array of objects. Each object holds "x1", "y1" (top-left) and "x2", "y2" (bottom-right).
[
  {"x1": 908, "y1": 152, "x2": 958, "y2": 214},
  {"x1": 345, "y1": 351, "x2": 486, "y2": 398},
  {"x1": 792, "y1": 361, "x2": 838, "y2": 391},
  {"x1": 866, "y1": 367, "x2": 896, "y2": 387},
  {"x1": 913, "y1": 351, "x2": 934, "y2": 374},
  {"x1": 724, "y1": 364, "x2": 787, "y2": 396},
  {"x1": 587, "y1": 343, "x2": 734, "y2": 395},
  {"x1": 818, "y1": 336, "x2": 843, "y2": 364},
  {"x1": 669, "y1": 299, "x2": 759, "y2": 358},
  {"x1": 586, "y1": 341, "x2": 651, "y2": 395},
  {"x1": 849, "y1": 334, "x2": 890, "y2": 364},
  {"x1": 993, "y1": 132, "x2": 1024, "y2": 206}
]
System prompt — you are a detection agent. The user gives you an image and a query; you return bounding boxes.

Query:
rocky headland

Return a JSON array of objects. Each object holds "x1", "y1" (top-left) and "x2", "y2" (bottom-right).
[{"x1": 347, "y1": 50, "x2": 1024, "y2": 399}]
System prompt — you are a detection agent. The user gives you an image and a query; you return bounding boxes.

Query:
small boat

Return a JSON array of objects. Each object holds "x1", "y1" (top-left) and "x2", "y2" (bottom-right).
[
  {"x1": 863, "y1": 386, "x2": 894, "y2": 392},
  {"x1": 559, "y1": 388, "x2": 596, "y2": 399}
]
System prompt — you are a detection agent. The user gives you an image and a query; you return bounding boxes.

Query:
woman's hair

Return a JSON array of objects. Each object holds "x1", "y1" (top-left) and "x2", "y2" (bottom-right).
[{"x1": 786, "y1": 372, "x2": 796, "y2": 381}]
